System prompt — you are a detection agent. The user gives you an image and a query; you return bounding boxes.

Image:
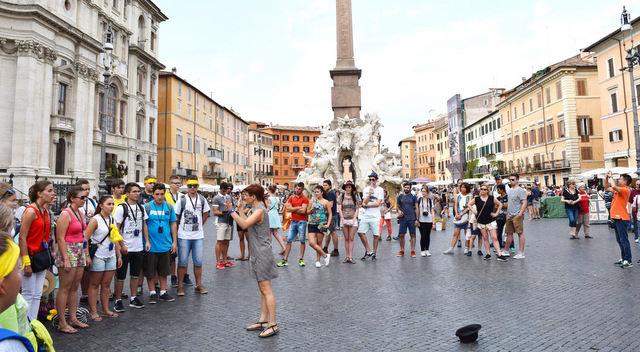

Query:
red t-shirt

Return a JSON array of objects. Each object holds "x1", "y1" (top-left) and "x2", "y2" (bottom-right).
[
  {"x1": 287, "y1": 194, "x2": 309, "y2": 222},
  {"x1": 578, "y1": 191, "x2": 590, "y2": 215},
  {"x1": 25, "y1": 205, "x2": 51, "y2": 254},
  {"x1": 611, "y1": 186, "x2": 631, "y2": 220}
]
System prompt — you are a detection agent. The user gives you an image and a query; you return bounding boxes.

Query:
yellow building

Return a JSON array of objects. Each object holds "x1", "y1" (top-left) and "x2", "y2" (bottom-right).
[
  {"x1": 413, "y1": 122, "x2": 436, "y2": 181},
  {"x1": 498, "y1": 54, "x2": 604, "y2": 187},
  {"x1": 583, "y1": 15, "x2": 640, "y2": 168},
  {"x1": 433, "y1": 116, "x2": 451, "y2": 181},
  {"x1": 398, "y1": 136, "x2": 416, "y2": 180},
  {"x1": 158, "y1": 70, "x2": 249, "y2": 185}
]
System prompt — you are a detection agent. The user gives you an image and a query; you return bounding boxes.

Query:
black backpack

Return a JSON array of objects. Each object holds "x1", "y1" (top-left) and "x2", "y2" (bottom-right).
[{"x1": 117, "y1": 202, "x2": 144, "y2": 232}]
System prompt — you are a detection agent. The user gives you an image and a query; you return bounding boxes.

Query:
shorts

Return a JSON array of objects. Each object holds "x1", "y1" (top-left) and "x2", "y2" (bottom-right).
[
  {"x1": 89, "y1": 255, "x2": 116, "y2": 272},
  {"x1": 357, "y1": 217, "x2": 380, "y2": 236},
  {"x1": 287, "y1": 221, "x2": 307, "y2": 243},
  {"x1": 527, "y1": 201, "x2": 533, "y2": 206},
  {"x1": 477, "y1": 221, "x2": 498, "y2": 231},
  {"x1": 532, "y1": 199, "x2": 540, "y2": 208},
  {"x1": 308, "y1": 223, "x2": 323, "y2": 234},
  {"x1": 116, "y1": 251, "x2": 144, "y2": 281},
  {"x1": 398, "y1": 219, "x2": 416, "y2": 234},
  {"x1": 453, "y1": 222, "x2": 468, "y2": 229},
  {"x1": 470, "y1": 226, "x2": 481, "y2": 236},
  {"x1": 177, "y1": 238, "x2": 204, "y2": 267},
  {"x1": 506, "y1": 215, "x2": 524, "y2": 234},
  {"x1": 216, "y1": 223, "x2": 232, "y2": 241},
  {"x1": 327, "y1": 217, "x2": 338, "y2": 232},
  {"x1": 55, "y1": 242, "x2": 86, "y2": 268},
  {"x1": 143, "y1": 251, "x2": 171, "y2": 278}
]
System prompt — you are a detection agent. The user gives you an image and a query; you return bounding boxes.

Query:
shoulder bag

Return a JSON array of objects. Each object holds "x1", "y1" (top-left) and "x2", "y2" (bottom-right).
[{"x1": 29, "y1": 209, "x2": 54, "y2": 273}]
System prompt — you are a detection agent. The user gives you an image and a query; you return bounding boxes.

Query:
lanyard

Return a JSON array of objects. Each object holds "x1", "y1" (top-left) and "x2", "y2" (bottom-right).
[
  {"x1": 155, "y1": 202, "x2": 167, "y2": 222},
  {"x1": 100, "y1": 214, "x2": 113, "y2": 229},
  {"x1": 69, "y1": 207, "x2": 85, "y2": 232},
  {"x1": 188, "y1": 194, "x2": 198, "y2": 211},
  {"x1": 84, "y1": 199, "x2": 90, "y2": 216},
  {"x1": 126, "y1": 202, "x2": 139, "y2": 222},
  {"x1": 171, "y1": 192, "x2": 178, "y2": 203}
]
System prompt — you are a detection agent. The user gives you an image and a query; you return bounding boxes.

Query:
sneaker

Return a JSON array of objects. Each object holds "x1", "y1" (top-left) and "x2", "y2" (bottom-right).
[
  {"x1": 361, "y1": 252, "x2": 372, "y2": 260},
  {"x1": 497, "y1": 255, "x2": 508, "y2": 262},
  {"x1": 171, "y1": 275, "x2": 178, "y2": 288},
  {"x1": 426, "y1": 251, "x2": 431, "y2": 257},
  {"x1": 386, "y1": 236, "x2": 392, "y2": 241},
  {"x1": 183, "y1": 274, "x2": 194, "y2": 286},
  {"x1": 225, "y1": 261, "x2": 236, "y2": 268},
  {"x1": 614, "y1": 259, "x2": 624, "y2": 266},
  {"x1": 636, "y1": 239, "x2": 639, "y2": 243},
  {"x1": 277, "y1": 259, "x2": 288, "y2": 267},
  {"x1": 136, "y1": 286, "x2": 143, "y2": 296},
  {"x1": 121, "y1": 293, "x2": 128, "y2": 299},
  {"x1": 159, "y1": 293, "x2": 175, "y2": 302},
  {"x1": 514, "y1": 252, "x2": 525, "y2": 259},
  {"x1": 330, "y1": 249, "x2": 339, "y2": 257},
  {"x1": 397, "y1": 251, "x2": 405, "y2": 257},
  {"x1": 114, "y1": 300, "x2": 125, "y2": 313},
  {"x1": 195, "y1": 285, "x2": 208, "y2": 294},
  {"x1": 466, "y1": 251, "x2": 472, "y2": 257},
  {"x1": 622, "y1": 260, "x2": 633, "y2": 269},
  {"x1": 216, "y1": 262, "x2": 226, "y2": 269},
  {"x1": 298, "y1": 259, "x2": 305, "y2": 267},
  {"x1": 501, "y1": 251, "x2": 511, "y2": 257},
  {"x1": 324, "y1": 255, "x2": 331, "y2": 266},
  {"x1": 149, "y1": 293, "x2": 158, "y2": 304},
  {"x1": 483, "y1": 254, "x2": 491, "y2": 261},
  {"x1": 421, "y1": 251, "x2": 427, "y2": 257},
  {"x1": 393, "y1": 237, "x2": 399, "y2": 241},
  {"x1": 315, "y1": 261, "x2": 322, "y2": 268},
  {"x1": 443, "y1": 248, "x2": 454, "y2": 255},
  {"x1": 411, "y1": 251, "x2": 416, "y2": 258},
  {"x1": 129, "y1": 297, "x2": 145, "y2": 309},
  {"x1": 176, "y1": 287, "x2": 185, "y2": 297},
  {"x1": 510, "y1": 248, "x2": 516, "y2": 254},
  {"x1": 371, "y1": 253, "x2": 377, "y2": 262},
  {"x1": 477, "y1": 250, "x2": 483, "y2": 256},
  {"x1": 463, "y1": 248, "x2": 469, "y2": 255}
]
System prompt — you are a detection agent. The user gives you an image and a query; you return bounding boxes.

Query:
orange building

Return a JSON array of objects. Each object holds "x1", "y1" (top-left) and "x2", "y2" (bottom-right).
[
  {"x1": 258, "y1": 125, "x2": 321, "y2": 188},
  {"x1": 413, "y1": 122, "x2": 436, "y2": 181}
]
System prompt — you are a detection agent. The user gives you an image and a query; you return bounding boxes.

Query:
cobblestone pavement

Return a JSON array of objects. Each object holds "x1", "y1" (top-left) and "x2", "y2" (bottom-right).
[{"x1": 47, "y1": 216, "x2": 640, "y2": 351}]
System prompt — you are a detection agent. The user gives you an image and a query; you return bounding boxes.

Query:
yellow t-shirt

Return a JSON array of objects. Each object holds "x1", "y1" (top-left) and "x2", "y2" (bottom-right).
[
  {"x1": 112, "y1": 195, "x2": 126, "y2": 215},
  {"x1": 165, "y1": 190, "x2": 180, "y2": 207}
]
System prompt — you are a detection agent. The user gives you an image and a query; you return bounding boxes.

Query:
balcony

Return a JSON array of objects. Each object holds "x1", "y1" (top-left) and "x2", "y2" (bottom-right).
[
  {"x1": 473, "y1": 165, "x2": 490, "y2": 174},
  {"x1": 292, "y1": 164, "x2": 306, "y2": 169},
  {"x1": 485, "y1": 153, "x2": 495, "y2": 161},
  {"x1": 254, "y1": 171, "x2": 273, "y2": 176},
  {"x1": 207, "y1": 148, "x2": 222, "y2": 165}
]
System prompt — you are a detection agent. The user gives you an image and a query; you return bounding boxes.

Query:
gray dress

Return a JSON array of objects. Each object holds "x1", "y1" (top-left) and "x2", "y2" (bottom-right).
[{"x1": 248, "y1": 203, "x2": 278, "y2": 282}]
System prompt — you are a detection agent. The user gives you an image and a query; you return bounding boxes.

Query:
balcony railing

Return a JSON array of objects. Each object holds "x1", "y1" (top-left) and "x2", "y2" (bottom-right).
[
  {"x1": 207, "y1": 148, "x2": 222, "y2": 165},
  {"x1": 291, "y1": 164, "x2": 306, "y2": 169}
]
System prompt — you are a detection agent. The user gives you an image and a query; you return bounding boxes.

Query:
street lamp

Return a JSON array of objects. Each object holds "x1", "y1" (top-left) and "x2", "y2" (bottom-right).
[
  {"x1": 254, "y1": 133, "x2": 264, "y2": 185},
  {"x1": 621, "y1": 6, "x2": 640, "y2": 177},
  {"x1": 98, "y1": 24, "x2": 114, "y2": 198},
  {"x1": 290, "y1": 152, "x2": 294, "y2": 189}
]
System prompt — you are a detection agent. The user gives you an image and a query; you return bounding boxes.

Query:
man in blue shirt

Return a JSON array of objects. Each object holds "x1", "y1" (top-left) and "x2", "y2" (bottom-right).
[
  {"x1": 322, "y1": 180, "x2": 340, "y2": 257},
  {"x1": 530, "y1": 183, "x2": 541, "y2": 220},
  {"x1": 143, "y1": 183, "x2": 178, "y2": 304},
  {"x1": 396, "y1": 182, "x2": 419, "y2": 257}
]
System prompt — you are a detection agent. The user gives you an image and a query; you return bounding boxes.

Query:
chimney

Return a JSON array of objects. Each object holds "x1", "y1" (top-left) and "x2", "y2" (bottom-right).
[{"x1": 171, "y1": 67, "x2": 177, "y2": 74}]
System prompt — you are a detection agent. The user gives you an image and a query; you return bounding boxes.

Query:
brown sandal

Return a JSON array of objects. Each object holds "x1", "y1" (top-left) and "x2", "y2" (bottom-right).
[
  {"x1": 102, "y1": 310, "x2": 118, "y2": 318},
  {"x1": 58, "y1": 324, "x2": 78, "y2": 334},
  {"x1": 259, "y1": 324, "x2": 279, "y2": 338},
  {"x1": 246, "y1": 321, "x2": 268, "y2": 331},
  {"x1": 69, "y1": 320, "x2": 89, "y2": 329},
  {"x1": 90, "y1": 312, "x2": 103, "y2": 321}
]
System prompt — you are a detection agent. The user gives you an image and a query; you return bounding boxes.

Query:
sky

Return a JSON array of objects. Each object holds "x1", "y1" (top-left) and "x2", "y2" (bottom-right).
[{"x1": 154, "y1": 0, "x2": 640, "y2": 154}]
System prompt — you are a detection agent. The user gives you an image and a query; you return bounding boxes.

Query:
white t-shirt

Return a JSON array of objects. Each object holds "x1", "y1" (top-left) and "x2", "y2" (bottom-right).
[
  {"x1": 418, "y1": 197, "x2": 434, "y2": 223},
  {"x1": 174, "y1": 194, "x2": 211, "y2": 240},
  {"x1": 90, "y1": 215, "x2": 116, "y2": 258},
  {"x1": 362, "y1": 186, "x2": 385, "y2": 219},
  {"x1": 113, "y1": 202, "x2": 148, "y2": 252},
  {"x1": 79, "y1": 198, "x2": 97, "y2": 225}
]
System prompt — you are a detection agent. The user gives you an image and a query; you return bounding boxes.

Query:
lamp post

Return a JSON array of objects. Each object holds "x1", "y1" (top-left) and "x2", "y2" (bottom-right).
[
  {"x1": 621, "y1": 6, "x2": 640, "y2": 177},
  {"x1": 290, "y1": 152, "x2": 294, "y2": 189},
  {"x1": 254, "y1": 133, "x2": 264, "y2": 185},
  {"x1": 98, "y1": 24, "x2": 114, "y2": 198}
]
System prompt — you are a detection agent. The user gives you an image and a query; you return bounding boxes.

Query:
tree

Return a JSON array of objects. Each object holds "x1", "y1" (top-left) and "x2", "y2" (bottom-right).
[{"x1": 464, "y1": 144, "x2": 479, "y2": 179}]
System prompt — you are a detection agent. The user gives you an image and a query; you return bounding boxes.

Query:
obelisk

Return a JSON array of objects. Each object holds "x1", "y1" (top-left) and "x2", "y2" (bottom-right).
[{"x1": 330, "y1": 0, "x2": 362, "y2": 123}]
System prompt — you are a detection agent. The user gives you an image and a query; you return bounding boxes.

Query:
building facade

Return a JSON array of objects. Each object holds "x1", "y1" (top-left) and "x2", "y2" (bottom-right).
[
  {"x1": 498, "y1": 54, "x2": 604, "y2": 187},
  {"x1": 433, "y1": 117, "x2": 451, "y2": 181},
  {"x1": 259, "y1": 125, "x2": 321, "y2": 188},
  {"x1": 583, "y1": 16, "x2": 640, "y2": 169},
  {"x1": 0, "y1": 0, "x2": 166, "y2": 193},
  {"x1": 158, "y1": 70, "x2": 249, "y2": 185},
  {"x1": 398, "y1": 136, "x2": 417, "y2": 180},
  {"x1": 248, "y1": 126, "x2": 274, "y2": 186},
  {"x1": 413, "y1": 122, "x2": 436, "y2": 181},
  {"x1": 463, "y1": 110, "x2": 503, "y2": 180}
]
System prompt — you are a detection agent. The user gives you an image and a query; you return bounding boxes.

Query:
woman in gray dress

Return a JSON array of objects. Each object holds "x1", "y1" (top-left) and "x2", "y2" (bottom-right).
[{"x1": 228, "y1": 184, "x2": 279, "y2": 338}]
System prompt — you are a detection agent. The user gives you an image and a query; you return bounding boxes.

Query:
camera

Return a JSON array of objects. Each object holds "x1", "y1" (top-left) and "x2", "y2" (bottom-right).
[{"x1": 422, "y1": 211, "x2": 429, "y2": 216}]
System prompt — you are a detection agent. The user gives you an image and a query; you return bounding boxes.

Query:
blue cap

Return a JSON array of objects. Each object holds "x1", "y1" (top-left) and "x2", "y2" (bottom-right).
[{"x1": 368, "y1": 172, "x2": 378, "y2": 179}]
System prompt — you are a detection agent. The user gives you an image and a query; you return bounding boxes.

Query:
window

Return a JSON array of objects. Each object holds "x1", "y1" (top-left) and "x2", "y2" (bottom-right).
[
  {"x1": 515, "y1": 135, "x2": 520, "y2": 150},
  {"x1": 292, "y1": 136, "x2": 299, "y2": 141},
  {"x1": 303, "y1": 147, "x2": 309, "y2": 152},
  {"x1": 57, "y1": 83, "x2": 67, "y2": 115},
  {"x1": 547, "y1": 124, "x2": 554, "y2": 141},
  {"x1": 581, "y1": 147, "x2": 593, "y2": 160},
  {"x1": 119, "y1": 101, "x2": 126, "y2": 135},
  {"x1": 99, "y1": 84, "x2": 117, "y2": 133},
  {"x1": 274, "y1": 146, "x2": 279, "y2": 152},
  {"x1": 610, "y1": 91, "x2": 619, "y2": 113},
  {"x1": 578, "y1": 117, "x2": 593, "y2": 142},
  {"x1": 557, "y1": 120, "x2": 565, "y2": 138},
  {"x1": 506, "y1": 110, "x2": 510, "y2": 122},
  {"x1": 314, "y1": 137, "x2": 318, "y2": 142},
  {"x1": 187, "y1": 134, "x2": 192, "y2": 152},
  {"x1": 514, "y1": 106, "x2": 517, "y2": 119},
  {"x1": 284, "y1": 158, "x2": 288, "y2": 165},
  {"x1": 576, "y1": 79, "x2": 587, "y2": 96},
  {"x1": 607, "y1": 58, "x2": 615, "y2": 78},
  {"x1": 195, "y1": 136, "x2": 200, "y2": 154},
  {"x1": 187, "y1": 105, "x2": 191, "y2": 119},
  {"x1": 273, "y1": 135, "x2": 279, "y2": 140},
  {"x1": 538, "y1": 126, "x2": 545, "y2": 143},
  {"x1": 275, "y1": 158, "x2": 278, "y2": 165},
  {"x1": 150, "y1": 31, "x2": 156, "y2": 51},
  {"x1": 149, "y1": 121, "x2": 153, "y2": 143},
  {"x1": 530, "y1": 129, "x2": 536, "y2": 145},
  {"x1": 178, "y1": 82, "x2": 182, "y2": 96},
  {"x1": 293, "y1": 147, "x2": 299, "y2": 152},
  {"x1": 556, "y1": 81, "x2": 562, "y2": 100},
  {"x1": 522, "y1": 102, "x2": 526, "y2": 115},
  {"x1": 275, "y1": 170, "x2": 278, "y2": 176},
  {"x1": 137, "y1": 68, "x2": 144, "y2": 93},
  {"x1": 284, "y1": 170, "x2": 288, "y2": 176},
  {"x1": 610, "y1": 128, "x2": 623, "y2": 142},
  {"x1": 545, "y1": 88, "x2": 551, "y2": 104},
  {"x1": 529, "y1": 98, "x2": 533, "y2": 112},
  {"x1": 507, "y1": 138, "x2": 512, "y2": 152},
  {"x1": 303, "y1": 136, "x2": 309, "y2": 142},
  {"x1": 283, "y1": 146, "x2": 289, "y2": 152},
  {"x1": 177, "y1": 130, "x2": 183, "y2": 150},
  {"x1": 136, "y1": 116, "x2": 143, "y2": 140},
  {"x1": 536, "y1": 92, "x2": 542, "y2": 108},
  {"x1": 523, "y1": 132, "x2": 528, "y2": 147},
  {"x1": 282, "y1": 135, "x2": 289, "y2": 141},
  {"x1": 177, "y1": 99, "x2": 181, "y2": 114},
  {"x1": 188, "y1": 88, "x2": 191, "y2": 101},
  {"x1": 149, "y1": 78, "x2": 155, "y2": 102}
]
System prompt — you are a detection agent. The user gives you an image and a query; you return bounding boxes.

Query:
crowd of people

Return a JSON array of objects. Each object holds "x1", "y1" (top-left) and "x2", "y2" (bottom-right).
[{"x1": 3, "y1": 167, "x2": 638, "y2": 347}]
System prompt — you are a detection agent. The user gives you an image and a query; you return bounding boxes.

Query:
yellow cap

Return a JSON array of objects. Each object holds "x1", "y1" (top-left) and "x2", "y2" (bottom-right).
[{"x1": 187, "y1": 180, "x2": 199, "y2": 185}]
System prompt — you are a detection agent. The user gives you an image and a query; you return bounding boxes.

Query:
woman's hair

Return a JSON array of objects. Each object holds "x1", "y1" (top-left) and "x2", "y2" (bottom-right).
[
  {"x1": 66, "y1": 186, "x2": 85, "y2": 202},
  {"x1": 460, "y1": 183, "x2": 471, "y2": 194},
  {"x1": 314, "y1": 185, "x2": 327, "y2": 199},
  {"x1": 344, "y1": 183, "x2": 357, "y2": 199},
  {"x1": 497, "y1": 184, "x2": 506, "y2": 192},
  {"x1": 566, "y1": 180, "x2": 576, "y2": 186},
  {"x1": 421, "y1": 185, "x2": 429, "y2": 192},
  {"x1": 0, "y1": 183, "x2": 12, "y2": 202},
  {"x1": 29, "y1": 180, "x2": 52, "y2": 203},
  {"x1": 577, "y1": 183, "x2": 586, "y2": 190},
  {"x1": 0, "y1": 205, "x2": 14, "y2": 233},
  {"x1": 244, "y1": 184, "x2": 265, "y2": 202},
  {"x1": 95, "y1": 195, "x2": 113, "y2": 215},
  {"x1": 268, "y1": 185, "x2": 277, "y2": 194}
]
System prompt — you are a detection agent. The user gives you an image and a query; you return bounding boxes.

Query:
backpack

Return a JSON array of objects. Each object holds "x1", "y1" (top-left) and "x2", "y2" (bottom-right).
[
  {"x1": 397, "y1": 193, "x2": 418, "y2": 210},
  {"x1": 179, "y1": 194, "x2": 208, "y2": 220},
  {"x1": 0, "y1": 328, "x2": 35, "y2": 352},
  {"x1": 116, "y1": 202, "x2": 144, "y2": 232}
]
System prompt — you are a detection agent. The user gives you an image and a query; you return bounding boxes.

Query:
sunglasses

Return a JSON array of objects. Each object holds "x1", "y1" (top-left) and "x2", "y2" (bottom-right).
[
  {"x1": 480, "y1": 188, "x2": 488, "y2": 191},
  {"x1": 369, "y1": 178, "x2": 376, "y2": 181},
  {"x1": 509, "y1": 179, "x2": 517, "y2": 181},
  {"x1": 0, "y1": 189, "x2": 14, "y2": 200},
  {"x1": 77, "y1": 195, "x2": 88, "y2": 200},
  {"x1": 187, "y1": 184, "x2": 199, "y2": 188}
]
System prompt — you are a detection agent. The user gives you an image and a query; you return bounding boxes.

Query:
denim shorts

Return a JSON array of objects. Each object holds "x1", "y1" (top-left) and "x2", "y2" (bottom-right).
[
  {"x1": 89, "y1": 255, "x2": 117, "y2": 272},
  {"x1": 398, "y1": 219, "x2": 416, "y2": 234},
  {"x1": 357, "y1": 217, "x2": 380, "y2": 236},
  {"x1": 178, "y1": 238, "x2": 204, "y2": 267},
  {"x1": 287, "y1": 221, "x2": 307, "y2": 243}
]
